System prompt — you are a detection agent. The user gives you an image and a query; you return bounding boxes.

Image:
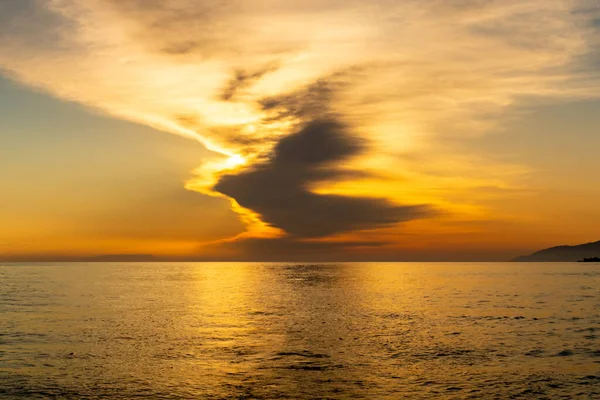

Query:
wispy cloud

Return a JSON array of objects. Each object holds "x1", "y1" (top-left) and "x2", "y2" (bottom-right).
[{"x1": 1, "y1": 0, "x2": 600, "y2": 250}]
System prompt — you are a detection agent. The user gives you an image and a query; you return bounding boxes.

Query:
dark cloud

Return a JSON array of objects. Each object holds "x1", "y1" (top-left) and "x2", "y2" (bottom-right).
[
  {"x1": 0, "y1": 0, "x2": 72, "y2": 50},
  {"x1": 103, "y1": 0, "x2": 240, "y2": 58},
  {"x1": 214, "y1": 119, "x2": 429, "y2": 238},
  {"x1": 162, "y1": 40, "x2": 201, "y2": 56},
  {"x1": 220, "y1": 64, "x2": 279, "y2": 101},
  {"x1": 260, "y1": 79, "x2": 335, "y2": 119},
  {"x1": 206, "y1": 236, "x2": 391, "y2": 262},
  {"x1": 259, "y1": 67, "x2": 364, "y2": 121}
]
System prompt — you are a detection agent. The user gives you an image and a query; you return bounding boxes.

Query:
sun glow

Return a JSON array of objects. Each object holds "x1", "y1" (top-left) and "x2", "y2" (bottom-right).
[{"x1": 2, "y1": 0, "x2": 600, "y2": 258}]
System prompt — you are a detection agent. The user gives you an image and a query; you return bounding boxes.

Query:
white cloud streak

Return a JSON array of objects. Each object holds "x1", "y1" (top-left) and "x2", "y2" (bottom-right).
[{"x1": 1, "y1": 0, "x2": 600, "y2": 238}]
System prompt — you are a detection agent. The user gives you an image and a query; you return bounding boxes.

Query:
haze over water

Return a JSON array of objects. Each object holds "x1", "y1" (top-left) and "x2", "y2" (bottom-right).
[{"x1": 1, "y1": 262, "x2": 599, "y2": 399}]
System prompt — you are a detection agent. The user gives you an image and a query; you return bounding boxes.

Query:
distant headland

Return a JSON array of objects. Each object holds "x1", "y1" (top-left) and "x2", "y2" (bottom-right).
[
  {"x1": 513, "y1": 240, "x2": 600, "y2": 262},
  {"x1": 578, "y1": 257, "x2": 600, "y2": 263}
]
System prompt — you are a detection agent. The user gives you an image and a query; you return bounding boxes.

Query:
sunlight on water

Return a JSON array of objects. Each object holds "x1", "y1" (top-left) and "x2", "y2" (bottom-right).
[{"x1": 1, "y1": 262, "x2": 599, "y2": 399}]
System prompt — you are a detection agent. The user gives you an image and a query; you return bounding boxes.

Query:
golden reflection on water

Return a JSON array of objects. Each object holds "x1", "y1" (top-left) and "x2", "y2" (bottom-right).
[{"x1": 1, "y1": 262, "x2": 599, "y2": 399}]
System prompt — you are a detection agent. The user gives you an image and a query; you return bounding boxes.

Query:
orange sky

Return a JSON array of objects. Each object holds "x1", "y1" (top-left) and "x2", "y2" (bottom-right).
[{"x1": 1, "y1": 0, "x2": 600, "y2": 261}]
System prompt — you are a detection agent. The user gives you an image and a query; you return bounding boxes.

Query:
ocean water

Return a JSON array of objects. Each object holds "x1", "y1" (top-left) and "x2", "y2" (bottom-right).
[{"x1": 1, "y1": 262, "x2": 599, "y2": 399}]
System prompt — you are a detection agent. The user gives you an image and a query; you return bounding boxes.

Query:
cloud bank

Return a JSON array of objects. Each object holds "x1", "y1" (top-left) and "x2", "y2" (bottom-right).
[{"x1": 215, "y1": 118, "x2": 429, "y2": 238}]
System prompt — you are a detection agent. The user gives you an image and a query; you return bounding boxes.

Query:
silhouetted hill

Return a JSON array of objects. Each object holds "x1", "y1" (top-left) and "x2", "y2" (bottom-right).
[
  {"x1": 513, "y1": 240, "x2": 600, "y2": 262},
  {"x1": 579, "y1": 257, "x2": 600, "y2": 262},
  {"x1": 81, "y1": 254, "x2": 156, "y2": 262}
]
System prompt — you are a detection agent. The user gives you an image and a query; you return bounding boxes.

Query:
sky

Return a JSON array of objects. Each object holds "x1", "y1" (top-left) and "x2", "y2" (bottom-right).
[{"x1": 1, "y1": 0, "x2": 600, "y2": 261}]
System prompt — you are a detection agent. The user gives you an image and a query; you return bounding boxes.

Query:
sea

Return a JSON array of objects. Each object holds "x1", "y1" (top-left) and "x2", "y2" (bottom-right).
[{"x1": 1, "y1": 262, "x2": 599, "y2": 399}]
